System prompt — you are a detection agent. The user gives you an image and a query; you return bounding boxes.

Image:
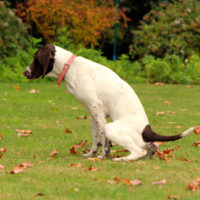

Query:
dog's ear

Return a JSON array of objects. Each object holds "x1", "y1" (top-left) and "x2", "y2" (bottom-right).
[{"x1": 37, "y1": 45, "x2": 54, "y2": 77}]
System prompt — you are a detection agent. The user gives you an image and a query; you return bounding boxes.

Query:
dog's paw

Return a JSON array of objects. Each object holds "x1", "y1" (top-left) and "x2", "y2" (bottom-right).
[{"x1": 83, "y1": 152, "x2": 96, "y2": 158}]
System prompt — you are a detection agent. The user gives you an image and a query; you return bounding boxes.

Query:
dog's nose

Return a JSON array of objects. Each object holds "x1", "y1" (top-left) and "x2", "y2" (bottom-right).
[{"x1": 23, "y1": 69, "x2": 32, "y2": 79}]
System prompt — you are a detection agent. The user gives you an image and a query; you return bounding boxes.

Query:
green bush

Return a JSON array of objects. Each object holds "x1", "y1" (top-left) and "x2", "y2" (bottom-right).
[
  {"x1": 0, "y1": 37, "x2": 41, "y2": 82},
  {"x1": 130, "y1": 0, "x2": 200, "y2": 59},
  {"x1": 141, "y1": 54, "x2": 200, "y2": 84},
  {"x1": 0, "y1": 1, "x2": 30, "y2": 58}
]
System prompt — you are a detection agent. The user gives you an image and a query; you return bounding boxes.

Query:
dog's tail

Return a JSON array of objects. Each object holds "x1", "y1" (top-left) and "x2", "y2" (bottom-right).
[{"x1": 142, "y1": 124, "x2": 195, "y2": 142}]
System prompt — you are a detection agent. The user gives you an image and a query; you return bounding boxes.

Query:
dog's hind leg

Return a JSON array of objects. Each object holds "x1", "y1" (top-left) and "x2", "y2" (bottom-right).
[{"x1": 105, "y1": 121, "x2": 147, "y2": 161}]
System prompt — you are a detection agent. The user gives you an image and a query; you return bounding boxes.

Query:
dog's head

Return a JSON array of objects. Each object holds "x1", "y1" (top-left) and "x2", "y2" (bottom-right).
[{"x1": 24, "y1": 44, "x2": 55, "y2": 79}]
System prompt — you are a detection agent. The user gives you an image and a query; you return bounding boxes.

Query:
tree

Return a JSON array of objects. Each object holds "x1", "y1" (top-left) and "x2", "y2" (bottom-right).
[{"x1": 17, "y1": 0, "x2": 128, "y2": 47}]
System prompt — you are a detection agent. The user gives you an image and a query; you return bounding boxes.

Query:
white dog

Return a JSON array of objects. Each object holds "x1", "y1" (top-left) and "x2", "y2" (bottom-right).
[{"x1": 24, "y1": 45, "x2": 195, "y2": 161}]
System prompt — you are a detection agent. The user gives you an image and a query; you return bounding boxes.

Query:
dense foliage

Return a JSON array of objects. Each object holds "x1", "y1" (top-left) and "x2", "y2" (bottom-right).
[
  {"x1": 16, "y1": 0, "x2": 128, "y2": 47},
  {"x1": 130, "y1": 0, "x2": 200, "y2": 59},
  {"x1": 0, "y1": 1, "x2": 30, "y2": 58}
]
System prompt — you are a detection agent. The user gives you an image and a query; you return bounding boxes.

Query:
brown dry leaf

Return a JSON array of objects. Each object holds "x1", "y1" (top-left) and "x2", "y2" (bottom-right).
[
  {"x1": 179, "y1": 158, "x2": 196, "y2": 162},
  {"x1": 186, "y1": 85, "x2": 193, "y2": 88},
  {"x1": 168, "y1": 195, "x2": 180, "y2": 199},
  {"x1": 0, "y1": 148, "x2": 7, "y2": 152},
  {"x1": 35, "y1": 193, "x2": 45, "y2": 196},
  {"x1": 155, "y1": 149, "x2": 174, "y2": 161},
  {"x1": 114, "y1": 177, "x2": 121, "y2": 184},
  {"x1": 76, "y1": 116, "x2": 87, "y2": 120},
  {"x1": 88, "y1": 166, "x2": 100, "y2": 171},
  {"x1": 87, "y1": 157, "x2": 101, "y2": 162},
  {"x1": 0, "y1": 134, "x2": 3, "y2": 140},
  {"x1": 49, "y1": 149, "x2": 57, "y2": 158},
  {"x1": 65, "y1": 128, "x2": 72, "y2": 134},
  {"x1": 16, "y1": 129, "x2": 33, "y2": 137},
  {"x1": 154, "y1": 82, "x2": 165, "y2": 86},
  {"x1": 29, "y1": 89, "x2": 40, "y2": 94},
  {"x1": 70, "y1": 162, "x2": 83, "y2": 168},
  {"x1": 130, "y1": 178, "x2": 142, "y2": 186},
  {"x1": 13, "y1": 85, "x2": 21, "y2": 90},
  {"x1": 194, "y1": 126, "x2": 200, "y2": 134},
  {"x1": 10, "y1": 162, "x2": 33, "y2": 174},
  {"x1": 187, "y1": 177, "x2": 200, "y2": 191},
  {"x1": 106, "y1": 180, "x2": 115, "y2": 184},
  {"x1": 152, "y1": 179, "x2": 167, "y2": 185},
  {"x1": 0, "y1": 164, "x2": 4, "y2": 169},
  {"x1": 167, "y1": 110, "x2": 175, "y2": 114},
  {"x1": 122, "y1": 178, "x2": 131, "y2": 185},
  {"x1": 164, "y1": 101, "x2": 172, "y2": 104},
  {"x1": 72, "y1": 107, "x2": 79, "y2": 110},
  {"x1": 155, "y1": 111, "x2": 165, "y2": 116},
  {"x1": 193, "y1": 141, "x2": 200, "y2": 147},
  {"x1": 175, "y1": 126, "x2": 181, "y2": 129}
]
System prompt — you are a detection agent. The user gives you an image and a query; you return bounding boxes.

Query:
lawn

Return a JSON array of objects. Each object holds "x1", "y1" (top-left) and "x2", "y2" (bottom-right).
[{"x1": 0, "y1": 81, "x2": 200, "y2": 200}]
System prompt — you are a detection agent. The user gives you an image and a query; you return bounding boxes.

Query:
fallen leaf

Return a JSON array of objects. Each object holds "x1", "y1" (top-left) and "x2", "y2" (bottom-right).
[
  {"x1": 29, "y1": 89, "x2": 40, "y2": 94},
  {"x1": 175, "y1": 126, "x2": 181, "y2": 129},
  {"x1": 76, "y1": 116, "x2": 87, "y2": 120},
  {"x1": 70, "y1": 140, "x2": 90, "y2": 155},
  {"x1": 187, "y1": 177, "x2": 200, "y2": 191},
  {"x1": 167, "y1": 110, "x2": 175, "y2": 114},
  {"x1": 16, "y1": 129, "x2": 33, "y2": 137},
  {"x1": 106, "y1": 180, "x2": 115, "y2": 184},
  {"x1": 168, "y1": 195, "x2": 180, "y2": 199},
  {"x1": 194, "y1": 126, "x2": 200, "y2": 134},
  {"x1": 130, "y1": 178, "x2": 142, "y2": 186},
  {"x1": 152, "y1": 179, "x2": 167, "y2": 185},
  {"x1": 156, "y1": 149, "x2": 174, "y2": 161},
  {"x1": 49, "y1": 149, "x2": 57, "y2": 158},
  {"x1": 0, "y1": 134, "x2": 3, "y2": 140},
  {"x1": 186, "y1": 85, "x2": 193, "y2": 88},
  {"x1": 70, "y1": 162, "x2": 83, "y2": 168},
  {"x1": 154, "y1": 82, "x2": 165, "y2": 86},
  {"x1": 87, "y1": 157, "x2": 101, "y2": 162},
  {"x1": 179, "y1": 158, "x2": 196, "y2": 162},
  {"x1": 193, "y1": 141, "x2": 200, "y2": 147},
  {"x1": 70, "y1": 147, "x2": 78, "y2": 155},
  {"x1": 65, "y1": 128, "x2": 72, "y2": 133},
  {"x1": 13, "y1": 85, "x2": 20, "y2": 90},
  {"x1": 10, "y1": 162, "x2": 33, "y2": 174},
  {"x1": 70, "y1": 188, "x2": 79, "y2": 192},
  {"x1": 164, "y1": 101, "x2": 172, "y2": 104},
  {"x1": 88, "y1": 166, "x2": 100, "y2": 171},
  {"x1": 35, "y1": 193, "x2": 45, "y2": 196},
  {"x1": 114, "y1": 177, "x2": 121, "y2": 184},
  {"x1": 0, "y1": 164, "x2": 4, "y2": 169},
  {"x1": 155, "y1": 111, "x2": 165, "y2": 116},
  {"x1": 72, "y1": 107, "x2": 79, "y2": 110},
  {"x1": 0, "y1": 148, "x2": 7, "y2": 152},
  {"x1": 122, "y1": 178, "x2": 131, "y2": 185}
]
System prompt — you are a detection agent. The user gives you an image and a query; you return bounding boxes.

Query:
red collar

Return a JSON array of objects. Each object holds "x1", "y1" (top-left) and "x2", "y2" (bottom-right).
[{"x1": 57, "y1": 54, "x2": 76, "y2": 85}]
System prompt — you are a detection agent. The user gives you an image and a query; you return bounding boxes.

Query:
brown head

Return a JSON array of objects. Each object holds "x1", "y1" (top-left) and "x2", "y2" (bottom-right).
[{"x1": 24, "y1": 44, "x2": 55, "y2": 79}]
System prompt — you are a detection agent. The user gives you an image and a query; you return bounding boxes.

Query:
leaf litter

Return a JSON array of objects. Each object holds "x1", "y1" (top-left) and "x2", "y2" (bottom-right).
[{"x1": 10, "y1": 162, "x2": 33, "y2": 174}]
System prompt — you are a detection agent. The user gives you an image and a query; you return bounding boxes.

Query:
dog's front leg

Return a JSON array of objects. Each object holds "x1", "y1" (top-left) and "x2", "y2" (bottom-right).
[
  {"x1": 83, "y1": 117, "x2": 102, "y2": 157},
  {"x1": 84, "y1": 105, "x2": 110, "y2": 159}
]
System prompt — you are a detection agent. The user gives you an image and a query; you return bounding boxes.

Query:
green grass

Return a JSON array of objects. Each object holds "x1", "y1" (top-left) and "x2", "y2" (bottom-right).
[{"x1": 0, "y1": 82, "x2": 200, "y2": 200}]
